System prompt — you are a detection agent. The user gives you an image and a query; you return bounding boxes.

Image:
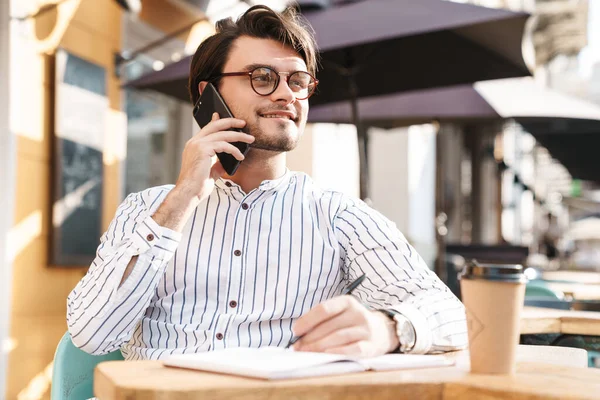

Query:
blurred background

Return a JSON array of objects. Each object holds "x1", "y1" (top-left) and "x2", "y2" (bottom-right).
[{"x1": 0, "y1": 0, "x2": 599, "y2": 398}]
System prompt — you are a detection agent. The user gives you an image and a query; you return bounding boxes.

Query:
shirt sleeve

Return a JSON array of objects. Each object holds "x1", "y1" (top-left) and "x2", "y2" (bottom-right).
[
  {"x1": 334, "y1": 199, "x2": 468, "y2": 354},
  {"x1": 66, "y1": 185, "x2": 182, "y2": 355}
]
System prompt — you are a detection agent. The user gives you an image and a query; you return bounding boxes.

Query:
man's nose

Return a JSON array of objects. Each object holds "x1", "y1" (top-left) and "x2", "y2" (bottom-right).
[{"x1": 269, "y1": 76, "x2": 296, "y2": 105}]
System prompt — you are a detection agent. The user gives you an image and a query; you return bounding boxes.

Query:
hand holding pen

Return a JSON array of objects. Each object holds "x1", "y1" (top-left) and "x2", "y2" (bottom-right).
[
  {"x1": 287, "y1": 273, "x2": 367, "y2": 348},
  {"x1": 288, "y1": 272, "x2": 399, "y2": 357}
]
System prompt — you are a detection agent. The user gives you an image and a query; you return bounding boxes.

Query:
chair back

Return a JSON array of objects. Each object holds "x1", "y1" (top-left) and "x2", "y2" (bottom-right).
[
  {"x1": 525, "y1": 280, "x2": 564, "y2": 300},
  {"x1": 51, "y1": 332, "x2": 124, "y2": 400}
]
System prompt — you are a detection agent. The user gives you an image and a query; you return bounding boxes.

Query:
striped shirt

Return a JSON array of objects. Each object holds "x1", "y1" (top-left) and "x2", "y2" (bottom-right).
[{"x1": 67, "y1": 170, "x2": 467, "y2": 360}]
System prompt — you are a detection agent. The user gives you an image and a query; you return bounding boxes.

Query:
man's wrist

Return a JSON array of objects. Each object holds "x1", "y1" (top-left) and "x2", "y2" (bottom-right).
[
  {"x1": 171, "y1": 184, "x2": 202, "y2": 208},
  {"x1": 152, "y1": 186, "x2": 199, "y2": 232}
]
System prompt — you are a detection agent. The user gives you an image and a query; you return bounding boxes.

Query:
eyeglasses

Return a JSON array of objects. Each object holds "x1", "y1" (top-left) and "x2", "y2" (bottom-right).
[{"x1": 214, "y1": 66, "x2": 319, "y2": 100}]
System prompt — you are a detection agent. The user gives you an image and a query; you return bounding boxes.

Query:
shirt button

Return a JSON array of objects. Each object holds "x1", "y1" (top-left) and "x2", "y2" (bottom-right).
[
  {"x1": 216, "y1": 333, "x2": 224, "y2": 340},
  {"x1": 241, "y1": 203, "x2": 249, "y2": 210},
  {"x1": 234, "y1": 250, "x2": 242, "y2": 257},
  {"x1": 146, "y1": 234, "x2": 155, "y2": 241},
  {"x1": 229, "y1": 300, "x2": 238, "y2": 308},
  {"x1": 225, "y1": 182, "x2": 232, "y2": 187}
]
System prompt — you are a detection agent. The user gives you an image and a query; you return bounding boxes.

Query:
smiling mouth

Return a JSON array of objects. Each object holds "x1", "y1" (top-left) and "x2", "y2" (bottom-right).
[{"x1": 259, "y1": 113, "x2": 296, "y2": 122}]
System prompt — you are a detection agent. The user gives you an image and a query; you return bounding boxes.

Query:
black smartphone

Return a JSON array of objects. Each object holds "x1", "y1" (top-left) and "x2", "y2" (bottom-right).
[{"x1": 192, "y1": 82, "x2": 250, "y2": 176}]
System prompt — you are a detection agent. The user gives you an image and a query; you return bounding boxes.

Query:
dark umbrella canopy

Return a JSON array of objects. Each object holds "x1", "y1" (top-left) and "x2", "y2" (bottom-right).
[
  {"x1": 519, "y1": 120, "x2": 600, "y2": 184},
  {"x1": 308, "y1": 84, "x2": 500, "y2": 128},
  {"x1": 304, "y1": 0, "x2": 530, "y2": 106},
  {"x1": 125, "y1": 57, "x2": 192, "y2": 103}
]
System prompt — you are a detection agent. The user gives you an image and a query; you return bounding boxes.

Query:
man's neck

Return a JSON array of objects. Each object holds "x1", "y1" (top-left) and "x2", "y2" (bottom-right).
[{"x1": 223, "y1": 150, "x2": 287, "y2": 194}]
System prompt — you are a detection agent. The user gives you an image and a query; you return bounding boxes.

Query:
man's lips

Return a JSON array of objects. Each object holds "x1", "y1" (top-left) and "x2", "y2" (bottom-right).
[{"x1": 259, "y1": 111, "x2": 297, "y2": 121}]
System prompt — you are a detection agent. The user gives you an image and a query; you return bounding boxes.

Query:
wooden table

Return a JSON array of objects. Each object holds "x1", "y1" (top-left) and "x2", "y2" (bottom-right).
[
  {"x1": 521, "y1": 306, "x2": 600, "y2": 335},
  {"x1": 95, "y1": 346, "x2": 600, "y2": 400}
]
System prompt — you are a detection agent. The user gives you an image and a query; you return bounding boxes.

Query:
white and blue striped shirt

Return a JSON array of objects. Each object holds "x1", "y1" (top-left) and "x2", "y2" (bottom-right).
[{"x1": 67, "y1": 171, "x2": 467, "y2": 359}]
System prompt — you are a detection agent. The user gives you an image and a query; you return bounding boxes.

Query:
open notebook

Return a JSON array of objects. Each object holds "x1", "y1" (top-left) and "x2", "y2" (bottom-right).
[{"x1": 163, "y1": 347, "x2": 454, "y2": 380}]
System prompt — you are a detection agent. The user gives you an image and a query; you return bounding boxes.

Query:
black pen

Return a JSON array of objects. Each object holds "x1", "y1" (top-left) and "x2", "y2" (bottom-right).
[{"x1": 286, "y1": 273, "x2": 367, "y2": 349}]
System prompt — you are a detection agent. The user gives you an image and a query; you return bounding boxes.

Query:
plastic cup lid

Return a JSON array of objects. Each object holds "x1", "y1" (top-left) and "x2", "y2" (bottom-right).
[{"x1": 459, "y1": 260, "x2": 528, "y2": 283}]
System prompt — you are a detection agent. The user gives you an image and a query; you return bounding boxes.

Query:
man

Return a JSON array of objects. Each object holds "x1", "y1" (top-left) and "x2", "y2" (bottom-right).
[{"x1": 67, "y1": 5, "x2": 467, "y2": 360}]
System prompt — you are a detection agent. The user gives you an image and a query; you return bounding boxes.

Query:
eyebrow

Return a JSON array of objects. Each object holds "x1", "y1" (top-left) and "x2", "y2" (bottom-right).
[
  {"x1": 242, "y1": 63, "x2": 308, "y2": 73},
  {"x1": 243, "y1": 63, "x2": 278, "y2": 72}
]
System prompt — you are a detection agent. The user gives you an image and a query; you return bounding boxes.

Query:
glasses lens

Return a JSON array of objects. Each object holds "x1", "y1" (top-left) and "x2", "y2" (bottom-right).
[
  {"x1": 250, "y1": 67, "x2": 278, "y2": 95},
  {"x1": 289, "y1": 71, "x2": 316, "y2": 99}
]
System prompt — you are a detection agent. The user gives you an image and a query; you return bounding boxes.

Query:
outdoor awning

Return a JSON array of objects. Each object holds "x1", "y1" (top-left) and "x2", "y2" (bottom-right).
[{"x1": 300, "y1": 0, "x2": 531, "y2": 106}]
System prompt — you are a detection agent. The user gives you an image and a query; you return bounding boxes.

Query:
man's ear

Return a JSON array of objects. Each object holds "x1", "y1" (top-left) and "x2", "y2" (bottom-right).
[{"x1": 198, "y1": 81, "x2": 208, "y2": 96}]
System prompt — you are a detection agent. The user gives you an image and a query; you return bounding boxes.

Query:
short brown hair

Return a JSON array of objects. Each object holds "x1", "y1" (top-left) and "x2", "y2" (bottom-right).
[{"x1": 188, "y1": 5, "x2": 318, "y2": 105}]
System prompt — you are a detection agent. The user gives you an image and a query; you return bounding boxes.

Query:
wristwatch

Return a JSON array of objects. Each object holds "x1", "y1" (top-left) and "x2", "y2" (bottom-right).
[{"x1": 379, "y1": 309, "x2": 416, "y2": 353}]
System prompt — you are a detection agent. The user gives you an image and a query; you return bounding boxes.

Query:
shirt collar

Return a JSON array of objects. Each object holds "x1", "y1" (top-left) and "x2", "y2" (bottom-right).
[{"x1": 216, "y1": 169, "x2": 294, "y2": 193}]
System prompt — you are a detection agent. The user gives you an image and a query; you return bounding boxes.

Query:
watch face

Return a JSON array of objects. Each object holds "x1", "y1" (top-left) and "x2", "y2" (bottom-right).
[{"x1": 396, "y1": 316, "x2": 416, "y2": 352}]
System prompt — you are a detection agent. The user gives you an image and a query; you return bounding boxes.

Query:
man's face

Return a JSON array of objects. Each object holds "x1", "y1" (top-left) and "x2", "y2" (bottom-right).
[{"x1": 213, "y1": 36, "x2": 309, "y2": 153}]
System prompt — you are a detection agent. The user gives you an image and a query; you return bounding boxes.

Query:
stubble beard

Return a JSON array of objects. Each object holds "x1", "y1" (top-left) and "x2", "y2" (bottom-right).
[{"x1": 244, "y1": 115, "x2": 302, "y2": 153}]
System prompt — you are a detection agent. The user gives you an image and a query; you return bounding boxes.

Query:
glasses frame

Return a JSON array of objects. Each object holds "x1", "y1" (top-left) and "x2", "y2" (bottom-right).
[{"x1": 214, "y1": 67, "x2": 319, "y2": 100}]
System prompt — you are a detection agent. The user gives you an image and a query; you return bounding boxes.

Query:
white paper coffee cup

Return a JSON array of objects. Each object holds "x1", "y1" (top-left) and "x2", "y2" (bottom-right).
[{"x1": 459, "y1": 261, "x2": 527, "y2": 374}]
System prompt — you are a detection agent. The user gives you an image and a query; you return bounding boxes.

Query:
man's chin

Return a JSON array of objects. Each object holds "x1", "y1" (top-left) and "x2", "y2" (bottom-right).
[
  {"x1": 249, "y1": 140, "x2": 298, "y2": 153},
  {"x1": 254, "y1": 131, "x2": 299, "y2": 151},
  {"x1": 247, "y1": 120, "x2": 303, "y2": 152}
]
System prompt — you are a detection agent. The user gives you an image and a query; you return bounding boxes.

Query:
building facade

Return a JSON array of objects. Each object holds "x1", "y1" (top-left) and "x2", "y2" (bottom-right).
[{"x1": 0, "y1": 1, "x2": 218, "y2": 398}]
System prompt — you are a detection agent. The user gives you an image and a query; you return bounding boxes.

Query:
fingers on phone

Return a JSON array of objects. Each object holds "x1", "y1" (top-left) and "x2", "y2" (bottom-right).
[
  {"x1": 208, "y1": 131, "x2": 255, "y2": 144},
  {"x1": 225, "y1": 118, "x2": 246, "y2": 129},
  {"x1": 196, "y1": 118, "x2": 249, "y2": 140},
  {"x1": 206, "y1": 118, "x2": 246, "y2": 134},
  {"x1": 214, "y1": 142, "x2": 245, "y2": 161},
  {"x1": 236, "y1": 131, "x2": 255, "y2": 143}
]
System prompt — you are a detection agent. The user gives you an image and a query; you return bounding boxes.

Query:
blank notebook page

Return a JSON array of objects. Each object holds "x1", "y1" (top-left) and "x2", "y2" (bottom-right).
[{"x1": 164, "y1": 347, "x2": 453, "y2": 380}]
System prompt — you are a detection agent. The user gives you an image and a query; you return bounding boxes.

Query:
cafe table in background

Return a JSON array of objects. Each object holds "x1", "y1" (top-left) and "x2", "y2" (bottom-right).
[
  {"x1": 521, "y1": 306, "x2": 600, "y2": 336},
  {"x1": 541, "y1": 270, "x2": 600, "y2": 285},
  {"x1": 536, "y1": 270, "x2": 600, "y2": 301},
  {"x1": 545, "y1": 282, "x2": 600, "y2": 301},
  {"x1": 520, "y1": 306, "x2": 600, "y2": 368}
]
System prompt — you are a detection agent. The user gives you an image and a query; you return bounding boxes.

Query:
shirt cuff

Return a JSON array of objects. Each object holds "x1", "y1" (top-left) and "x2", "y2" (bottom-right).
[
  {"x1": 130, "y1": 216, "x2": 182, "y2": 259},
  {"x1": 118, "y1": 217, "x2": 182, "y2": 294},
  {"x1": 390, "y1": 303, "x2": 432, "y2": 354}
]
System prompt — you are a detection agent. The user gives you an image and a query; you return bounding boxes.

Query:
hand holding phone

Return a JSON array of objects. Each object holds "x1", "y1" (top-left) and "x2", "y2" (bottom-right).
[
  {"x1": 193, "y1": 83, "x2": 252, "y2": 175},
  {"x1": 173, "y1": 89, "x2": 254, "y2": 204}
]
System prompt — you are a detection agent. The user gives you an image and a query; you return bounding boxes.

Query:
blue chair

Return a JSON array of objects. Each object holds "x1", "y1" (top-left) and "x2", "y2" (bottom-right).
[
  {"x1": 524, "y1": 280, "x2": 569, "y2": 308},
  {"x1": 51, "y1": 332, "x2": 124, "y2": 400},
  {"x1": 525, "y1": 280, "x2": 564, "y2": 300}
]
